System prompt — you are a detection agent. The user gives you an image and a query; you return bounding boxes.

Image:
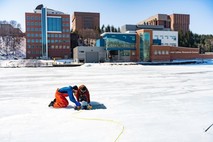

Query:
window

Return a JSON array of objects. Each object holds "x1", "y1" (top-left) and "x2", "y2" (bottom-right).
[
  {"x1": 132, "y1": 51, "x2": 135, "y2": 56},
  {"x1": 83, "y1": 17, "x2": 93, "y2": 29},
  {"x1": 47, "y1": 17, "x2": 62, "y2": 32},
  {"x1": 158, "y1": 50, "x2": 161, "y2": 55},
  {"x1": 162, "y1": 50, "x2": 165, "y2": 55}
]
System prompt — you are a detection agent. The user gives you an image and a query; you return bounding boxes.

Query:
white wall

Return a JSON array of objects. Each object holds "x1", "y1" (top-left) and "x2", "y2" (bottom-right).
[{"x1": 153, "y1": 30, "x2": 178, "y2": 47}]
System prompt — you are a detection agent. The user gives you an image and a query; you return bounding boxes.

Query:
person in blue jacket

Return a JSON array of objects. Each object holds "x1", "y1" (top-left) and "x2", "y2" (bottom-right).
[{"x1": 48, "y1": 85, "x2": 81, "y2": 109}]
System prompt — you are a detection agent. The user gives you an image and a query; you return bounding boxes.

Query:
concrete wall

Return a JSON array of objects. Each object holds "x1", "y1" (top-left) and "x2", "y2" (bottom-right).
[{"x1": 73, "y1": 46, "x2": 105, "y2": 63}]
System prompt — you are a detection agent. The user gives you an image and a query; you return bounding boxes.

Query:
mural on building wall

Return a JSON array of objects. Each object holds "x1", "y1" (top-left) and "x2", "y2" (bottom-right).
[{"x1": 105, "y1": 38, "x2": 135, "y2": 49}]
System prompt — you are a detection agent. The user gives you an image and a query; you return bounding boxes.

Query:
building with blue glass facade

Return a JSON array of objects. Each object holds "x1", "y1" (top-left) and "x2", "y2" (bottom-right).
[
  {"x1": 95, "y1": 30, "x2": 210, "y2": 62},
  {"x1": 25, "y1": 5, "x2": 70, "y2": 59},
  {"x1": 96, "y1": 30, "x2": 179, "y2": 62},
  {"x1": 96, "y1": 32, "x2": 137, "y2": 61}
]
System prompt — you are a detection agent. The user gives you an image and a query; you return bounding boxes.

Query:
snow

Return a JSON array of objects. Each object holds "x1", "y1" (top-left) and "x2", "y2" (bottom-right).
[{"x1": 0, "y1": 61, "x2": 213, "y2": 142}]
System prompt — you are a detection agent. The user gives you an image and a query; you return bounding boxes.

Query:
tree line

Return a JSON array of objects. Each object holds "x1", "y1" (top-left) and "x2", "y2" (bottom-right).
[
  {"x1": 100, "y1": 25, "x2": 120, "y2": 33},
  {"x1": 179, "y1": 30, "x2": 213, "y2": 53}
]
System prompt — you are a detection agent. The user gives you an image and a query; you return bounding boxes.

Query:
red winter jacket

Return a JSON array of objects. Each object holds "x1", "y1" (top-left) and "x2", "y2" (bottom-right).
[{"x1": 75, "y1": 85, "x2": 90, "y2": 103}]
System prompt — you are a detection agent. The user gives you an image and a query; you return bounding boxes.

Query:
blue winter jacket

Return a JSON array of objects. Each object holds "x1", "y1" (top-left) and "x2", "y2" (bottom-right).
[{"x1": 58, "y1": 86, "x2": 80, "y2": 106}]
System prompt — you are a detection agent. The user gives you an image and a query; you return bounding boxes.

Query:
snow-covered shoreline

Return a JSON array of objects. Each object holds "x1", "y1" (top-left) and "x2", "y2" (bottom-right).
[
  {"x1": 1, "y1": 59, "x2": 213, "y2": 68},
  {"x1": 0, "y1": 59, "x2": 54, "y2": 68}
]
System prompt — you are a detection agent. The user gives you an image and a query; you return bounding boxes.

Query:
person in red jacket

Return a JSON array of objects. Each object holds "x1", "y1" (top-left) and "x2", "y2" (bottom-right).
[{"x1": 75, "y1": 85, "x2": 92, "y2": 110}]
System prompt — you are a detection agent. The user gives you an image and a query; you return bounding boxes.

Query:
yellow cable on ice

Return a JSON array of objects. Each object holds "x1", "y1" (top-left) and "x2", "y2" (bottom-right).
[{"x1": 73, "y1": 111, "x2": 124, "y2": 142}]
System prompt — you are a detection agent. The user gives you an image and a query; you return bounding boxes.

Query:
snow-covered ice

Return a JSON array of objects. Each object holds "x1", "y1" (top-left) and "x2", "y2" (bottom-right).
[{"x1": 0, "y1": 62, "x2": 213, "y2": 142}]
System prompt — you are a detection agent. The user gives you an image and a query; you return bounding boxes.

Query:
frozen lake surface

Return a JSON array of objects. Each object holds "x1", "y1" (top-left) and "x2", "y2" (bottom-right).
[{"x1": 0, "y1": 63, "x2": 213, "y2": 142}]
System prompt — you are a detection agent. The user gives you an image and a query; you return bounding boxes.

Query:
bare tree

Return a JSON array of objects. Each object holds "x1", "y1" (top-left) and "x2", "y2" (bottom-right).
[
  {"x1": 78, "y1": 29, "x2": 100, "y2": 46},
  {"x1": 0, "y1": 20, "x2": 23, "y2": 59}
]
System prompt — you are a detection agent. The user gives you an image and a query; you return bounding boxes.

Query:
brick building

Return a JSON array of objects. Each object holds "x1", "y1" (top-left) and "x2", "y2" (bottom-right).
[
  {"x1": 138, "y1": 13, "x2": 190, "y2": 34},
  {"x1": 25, "y1": 4, "x2": 71, "y2": 59},
  {"x1": 72, "y1": 12, "x2": 100, "y2": 32}
]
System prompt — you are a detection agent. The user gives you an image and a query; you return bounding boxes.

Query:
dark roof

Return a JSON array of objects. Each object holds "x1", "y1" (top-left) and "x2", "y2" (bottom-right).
[{"x1": 35, "y1": 4, "x2": 43, "y2": 10}]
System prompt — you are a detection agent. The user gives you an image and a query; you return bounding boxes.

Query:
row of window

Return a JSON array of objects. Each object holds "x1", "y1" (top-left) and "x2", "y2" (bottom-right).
[
  {"x1": 27, "y1": 45, "x2": 70, "y2": 49},
  {"x1": 26, "y1": 16, "x2": 69, "y2": 21},
  {"x1": 27, "y1": 39, "x2": 70, "y2": 43},
  {"x1": 162, "y1": 43, "x2": 177, "y2": 46},
  {"x1": 27, "y1": 33, "x2": 70, "y2": 38},
  {"x1": 50, "y1": 45, "x2": 70, "y2": 49},
  {"x1": 26, "y1": 22, "x2": 69, "y2": 27},
  {"x1": 26, "y1": 28, "x2": 70, "y2": 32},
  {"x1": 154, "y1": 35, "x2": 177, "y2": 40},
  {"x1": 105, "y1": 39, "x2": 136, "y2": 48},
  {"x1": 154, "y1": 50, "x2": 169, "y2": 55},
  {"x1": 27, "y1": 51, "x2": 42, "y2": 54}
]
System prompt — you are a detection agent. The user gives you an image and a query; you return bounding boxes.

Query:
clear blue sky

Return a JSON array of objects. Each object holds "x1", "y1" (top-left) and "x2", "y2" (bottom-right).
[{"x1": 0, "y1": 0, "x2": 212, "y2": 34}]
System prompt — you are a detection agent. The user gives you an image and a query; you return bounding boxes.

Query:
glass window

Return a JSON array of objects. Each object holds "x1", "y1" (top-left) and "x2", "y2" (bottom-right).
[
  {"x1": 158, "y1": 50, "x2": 161, "y2": 55},
  {"x1": 47, "y1": 17, "x2": 62, "y2": 32},
  {"x1": 120, "y1": 50, "x2": 130, "y2": 56}
]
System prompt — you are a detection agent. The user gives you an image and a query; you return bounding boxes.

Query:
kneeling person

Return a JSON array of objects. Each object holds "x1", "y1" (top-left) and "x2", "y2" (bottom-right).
[
  {"x1": 49, "y1": 85, "x2": 81, "y2": 109},
  {"x1": 75, "y1": 85, "x2": 92, "y2": 110}
]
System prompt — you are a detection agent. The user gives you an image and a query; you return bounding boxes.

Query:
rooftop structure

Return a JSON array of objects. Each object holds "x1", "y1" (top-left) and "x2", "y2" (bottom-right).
[{"x1": 138, "y1": 13, "x2": 190, "y2": 33}]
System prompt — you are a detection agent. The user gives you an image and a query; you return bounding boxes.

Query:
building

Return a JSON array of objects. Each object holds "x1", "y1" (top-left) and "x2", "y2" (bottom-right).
[
  {"x1": 170, "y1": 14, "x2": 190, "y2": 34},
  {"x1": 73, "y1": 46, "x2": 105, "y2": 63},
  {"x1": 135, "y1": 29, "x2": 200, "y2": 62},
  {"x1": 25, "y1": 4, "x2": 71, "y2": 59},
  {"x1": 91, "y1": 30, "x2": 213, "y2": 62},
  {"x1": 72, "y1": 12, "x2": 100, "y2": 32},
  {"x1": 138, "y1": 14, "x2": 171, "y2": 30},
  {"x1": 97, "y1": 32, "x2": 137, "y2": 62},
  {"x1": 95, "y1": 31, "x2": 178, "y2": 62},
  {"x1": 138, "y1": 13, "x2": 190, "y2": 34}
]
